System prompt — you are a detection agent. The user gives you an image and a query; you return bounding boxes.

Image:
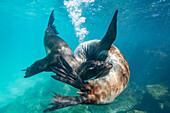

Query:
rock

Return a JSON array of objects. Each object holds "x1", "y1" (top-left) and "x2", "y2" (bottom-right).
[{"x1": 146, "y1": 80, "x2": 170, "y2": 112}]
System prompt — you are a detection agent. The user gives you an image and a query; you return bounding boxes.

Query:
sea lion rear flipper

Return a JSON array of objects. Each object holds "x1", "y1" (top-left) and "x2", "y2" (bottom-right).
[
  {"x1": 77, "y1": 61, "x2": 112, "y2": 80},
  {"x1": 51, "y1": 56, "x2": 85, "y2": 89},
  {"x1": 98, "y1": 10, "x2": 118, "y2": 50},
  {"x1": 43, "y1": 92, "x2": 86, "y2": 112},
  {"x1": 23, "y1": 54, "x2": 54, "y2": 78},
  {"x1": 45, "y1": 10, "x2": 59, "y2": 36}
]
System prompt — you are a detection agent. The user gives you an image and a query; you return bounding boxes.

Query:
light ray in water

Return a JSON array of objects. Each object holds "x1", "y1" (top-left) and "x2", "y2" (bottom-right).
[{"x1": 64, "y1": 0, "x2": 95, "y2": 43}]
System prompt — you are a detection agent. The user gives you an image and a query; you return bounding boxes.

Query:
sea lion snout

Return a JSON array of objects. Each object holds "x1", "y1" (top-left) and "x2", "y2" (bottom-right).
[
  {"x1": 100, "y1": 62, "x2": 112, "y2": 70},
  {"x1": 97, "y1": 62, "x2": 112, "y2": 73},
  {"x1": 77, "y1": 61, "x2": 112, "y2": 80}
]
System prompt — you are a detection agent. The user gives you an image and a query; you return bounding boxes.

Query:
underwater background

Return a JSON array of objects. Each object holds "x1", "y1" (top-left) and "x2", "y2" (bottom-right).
[{"x1": 0, "y1": 0, "x2": 169, "y2": 113}]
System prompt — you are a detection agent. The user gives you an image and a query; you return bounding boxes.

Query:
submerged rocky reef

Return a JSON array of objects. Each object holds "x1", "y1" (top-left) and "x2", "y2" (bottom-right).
[
  {"x1": 0, "y1": 79, "x2": 169, "y2": 113},
  {"x1": 126, "y1": 81, "x2": 170, "y2": 113}
]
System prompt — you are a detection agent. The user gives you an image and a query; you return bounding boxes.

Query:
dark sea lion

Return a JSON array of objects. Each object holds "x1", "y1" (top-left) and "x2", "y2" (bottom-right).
[
  {"x1": 43, "y1": 10, "x2": 130, "y2": 112},
  {"x1": 22, "y1": 10, "x2": 111, "y2": 78}
]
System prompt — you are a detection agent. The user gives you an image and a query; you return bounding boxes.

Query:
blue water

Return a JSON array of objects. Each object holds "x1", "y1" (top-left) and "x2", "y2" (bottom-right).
[{"x1": 0, "y1": 0, "x2": 169, "y2": 112}]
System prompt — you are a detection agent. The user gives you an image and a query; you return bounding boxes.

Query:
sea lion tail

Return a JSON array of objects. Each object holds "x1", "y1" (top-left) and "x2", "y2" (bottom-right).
[
  {"x1": 46, "y1": 10, "x2": 59, "y2": 35},
  {"x1": 43, "y1": 92, "x2": 86, "y2": 112},
  {"x1": 51, "y1": 56, "x2": 85, "y2": 89}
]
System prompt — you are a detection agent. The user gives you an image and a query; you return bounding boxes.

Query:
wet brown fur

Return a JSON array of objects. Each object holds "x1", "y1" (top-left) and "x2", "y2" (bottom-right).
[{"x1": 78, "y1": 45, "x2": 130, "y2": 104}]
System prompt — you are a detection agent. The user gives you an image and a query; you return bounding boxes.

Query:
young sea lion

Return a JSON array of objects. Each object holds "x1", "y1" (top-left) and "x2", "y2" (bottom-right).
[
  {"x1": 22, "y1": 10, "x2": 111, "y2": 79},
  {"x1": 43, "y1": 10, "x2": 130, "y2": 112}
]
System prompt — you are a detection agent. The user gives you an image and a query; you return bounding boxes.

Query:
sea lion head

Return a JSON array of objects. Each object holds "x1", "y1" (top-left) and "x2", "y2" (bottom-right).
[{"x1": 77, "y1": 61, "x2": 112, "y2": 80}]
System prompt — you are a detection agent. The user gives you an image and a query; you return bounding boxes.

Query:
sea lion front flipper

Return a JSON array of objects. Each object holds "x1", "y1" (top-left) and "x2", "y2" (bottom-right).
[
  {"x1": 77, "y1": 61, "x2": 112, "y2": 80},
  {"x1": 43, "y1": 92, "x2": 86, "y2": 112},
  {"x1": 51, "y1": 56, "x2": 85, "y2": 89},
  {"x1": 23, "y1": 53, "x2": 56, "y2": 78},
  {"x1": 98, "y1": 10, "x2": 118, "y2": 51}
]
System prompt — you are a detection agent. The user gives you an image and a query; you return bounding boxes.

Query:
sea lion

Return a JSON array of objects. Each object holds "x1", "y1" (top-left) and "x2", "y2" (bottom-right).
[
  {"x1": 22, "y1": 10, "x2": 111, "y2": 79},
  {"x1": 43, "y1": 10, "x2": 130, "y2": 112}
]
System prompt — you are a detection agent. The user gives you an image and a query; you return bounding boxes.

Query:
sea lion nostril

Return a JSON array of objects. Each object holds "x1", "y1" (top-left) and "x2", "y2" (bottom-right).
[{"x1": 99, "y1": 64, "x2": 104, "y2": 69}]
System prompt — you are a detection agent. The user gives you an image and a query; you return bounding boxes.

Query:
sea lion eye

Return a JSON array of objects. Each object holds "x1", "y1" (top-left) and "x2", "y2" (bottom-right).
[
  {"x1": 89, "y1": 67, "x2": 94, "y2": 70},
  {"x1": 88, "y1": 64, "x2": 95, "y2": 70}
]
